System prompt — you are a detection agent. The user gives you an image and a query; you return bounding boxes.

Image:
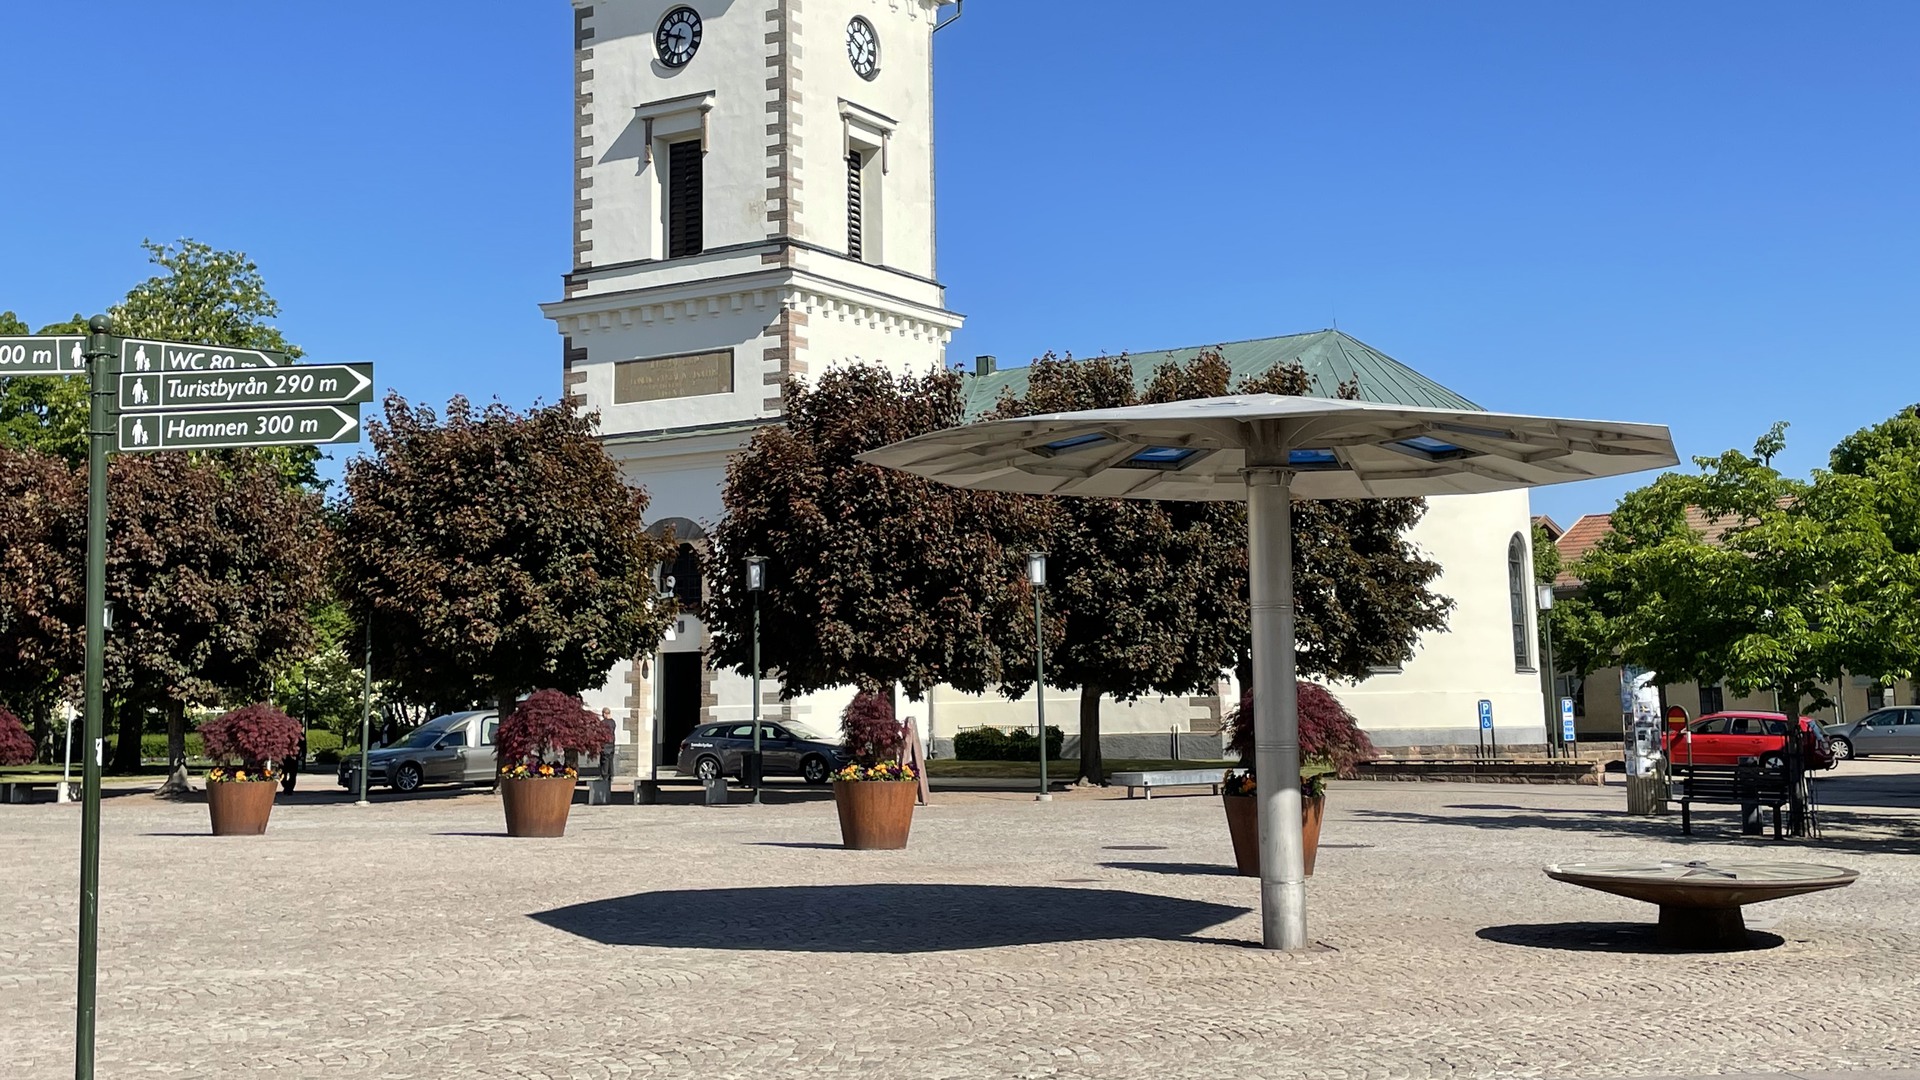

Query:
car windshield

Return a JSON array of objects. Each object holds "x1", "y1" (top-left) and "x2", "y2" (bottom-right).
[
  {"x1": 784, "y1": 722, "x2": 831, "y2": 742},
  {"x1": 397, "y1": 724, "x2": 451, "y2": 749}
]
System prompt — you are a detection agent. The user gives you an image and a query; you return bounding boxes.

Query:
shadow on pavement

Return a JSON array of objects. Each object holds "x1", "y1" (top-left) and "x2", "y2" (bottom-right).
[
  {"x1": 1353, "y1": 805, "x2": 1920, "y2": 856},
  {"x1": 1101, "y1": 861, "x2": 1238, "y2": 877},
  {"x1": 1478, "y1": 921, "x2": 1785, "y2": 954},
  {"x1": 532, "y1": 884, "x2": 1249, "y2": 952}
]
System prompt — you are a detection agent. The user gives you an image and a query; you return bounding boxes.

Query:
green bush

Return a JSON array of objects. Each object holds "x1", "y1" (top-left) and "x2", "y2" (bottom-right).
[
  {"x1": 954, "y1": 725, "x2": 1063, "y2": 761},
  {"x1": 306, "y1": 730, "x2": 343, "y2": 755},
  {"x1": 135, "y1": 734, "x2": 206, "y2": 761}
]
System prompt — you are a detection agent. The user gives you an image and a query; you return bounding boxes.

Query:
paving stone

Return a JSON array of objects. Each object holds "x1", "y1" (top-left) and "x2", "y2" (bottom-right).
[{"x1": 1, "y1": 776, "x2": 1915, "y2": 1079}]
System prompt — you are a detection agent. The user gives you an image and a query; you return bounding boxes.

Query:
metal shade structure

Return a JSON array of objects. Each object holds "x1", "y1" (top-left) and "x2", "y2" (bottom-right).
[{"x1": 860, "y1": 393, "x2": 1678, "y2": 950}]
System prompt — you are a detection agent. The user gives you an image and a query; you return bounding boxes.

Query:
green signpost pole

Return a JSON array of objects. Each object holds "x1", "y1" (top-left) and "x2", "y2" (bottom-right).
[
  {"x1": 358, "y1": 622, "x2": 372, "y2": 806},
  {"x1": 75, "y1": 315, "x2": 113, "y2": 1080}
]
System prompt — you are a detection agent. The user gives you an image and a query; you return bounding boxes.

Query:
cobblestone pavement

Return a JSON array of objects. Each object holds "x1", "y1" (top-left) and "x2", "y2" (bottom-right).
[{"x1": 4, "y1": 766, "x2": 1919, "y2": 1080}]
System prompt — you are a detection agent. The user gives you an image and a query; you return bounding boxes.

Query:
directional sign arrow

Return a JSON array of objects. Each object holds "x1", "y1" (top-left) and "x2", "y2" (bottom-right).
[
  {"x1": 118, "y1": 364, "x2": 374, "y2": 412},
  {"x1": 117, "y1": 405, "x2": 361, "y2": 453},
  {"x1": 0, "y1": 335, "x2": 87, "y2": 376},
  {"x1": 118, "y1": 338, "x2": 287, "y2": 374}
]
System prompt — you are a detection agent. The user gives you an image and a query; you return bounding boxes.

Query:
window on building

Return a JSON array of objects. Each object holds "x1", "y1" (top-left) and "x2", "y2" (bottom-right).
[
  {"x1": 847, "y1": 150, "x2": 865, "y2": 260},
  {"x1": 666, "y1": 139, "x2": 703, "y2": 258},
  {"x1": 662, "y1": 543, "x2": 702, "y2": 609},
  {"x1": 1868, "y1": 685, "x2": 1887, "y2": 711},
  {"x1": 1698, "y1": 684, "x2": 1725, "y2": 715},
  {"x1": 1508, "y1": 533, "x2": 1531, "y2": 670}
]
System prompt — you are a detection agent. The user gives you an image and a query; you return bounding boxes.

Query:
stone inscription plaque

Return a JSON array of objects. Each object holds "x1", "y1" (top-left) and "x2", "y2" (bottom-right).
[{"x1": 613, "y1": 349, "x2": 733, "y2": 404}]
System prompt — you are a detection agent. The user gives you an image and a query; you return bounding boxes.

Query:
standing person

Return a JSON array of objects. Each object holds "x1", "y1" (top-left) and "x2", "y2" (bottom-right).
[{"x1": 280, "y1": 731, "x2": 307, "y2": 794}]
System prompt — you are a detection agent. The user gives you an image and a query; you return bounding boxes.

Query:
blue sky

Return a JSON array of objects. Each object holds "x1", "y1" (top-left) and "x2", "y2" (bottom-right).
[{"x1": 3, "y1": 2, "x2": 1915, "y2": 525}]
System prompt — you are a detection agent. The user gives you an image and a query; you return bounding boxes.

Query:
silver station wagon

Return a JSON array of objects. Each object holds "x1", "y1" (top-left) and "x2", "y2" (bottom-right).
[{"x1": 337, "y1": 710, "x2": 499, "y2": 793}]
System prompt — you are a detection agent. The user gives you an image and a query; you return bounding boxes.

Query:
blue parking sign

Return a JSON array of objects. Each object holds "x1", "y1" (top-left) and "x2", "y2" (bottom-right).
[
  {"x1": 1478, "y1": 699, "x2": 1493, "y2": 730},
  {"x1": 1560, "y1": 697, "x2": 1577, "y2": 744}
]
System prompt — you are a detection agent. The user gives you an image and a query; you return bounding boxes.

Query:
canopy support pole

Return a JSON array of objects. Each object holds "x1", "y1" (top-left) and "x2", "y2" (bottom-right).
[{"x1": 1247, "y1": 467, "x2": 1307, "y2": 950}]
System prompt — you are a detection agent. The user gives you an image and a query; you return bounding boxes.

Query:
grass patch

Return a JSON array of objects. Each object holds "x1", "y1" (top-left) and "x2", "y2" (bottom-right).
[{"x1": 926, "y1": 758, "x2": 1233, "y2": 779}]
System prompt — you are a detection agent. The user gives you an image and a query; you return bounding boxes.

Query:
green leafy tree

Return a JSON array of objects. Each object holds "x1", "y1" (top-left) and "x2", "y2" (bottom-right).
[
  {"x1": 1571, "y1": 423, "x2": 1919, "y2": 721},
  {"x1": 706, "y1": 366, "x2": 1047, "y2": 703},
  {"x1": 3, "y1": 240, "x2": 319, "y2": 483},
  {"x1": 0, "y1": 446, "x2": 86, "y2": 753},
  {"x1": 1532, "y1": 522, "x2": 1562, "y2": 587},
  {"x1": 0, "y1": 311, "x2": 90, "y2": 464},
  {"x1": 0, "y1": 445, "x2": 332, "y2": 775},
  {"x1": 337, "y1": 395, "x2": 679, "y2": 722},
  {"x1": 989, "y1": 352, "x2": 1450, "y2": 785}
]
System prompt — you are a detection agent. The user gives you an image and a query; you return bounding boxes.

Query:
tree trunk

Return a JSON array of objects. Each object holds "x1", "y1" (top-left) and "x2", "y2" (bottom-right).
[
  {"x1": 494, "y1": 689, "x2": 518, "y2": 792},
  {"x1": 110, "y1": 698, "x2": 142, "y2": 773},
  {"x1": 1078, "y1": 683, "x2": 1105, "y2": 786},
  {"x1": 159, "y1": 700, "x2": 192, "y2": 795}
]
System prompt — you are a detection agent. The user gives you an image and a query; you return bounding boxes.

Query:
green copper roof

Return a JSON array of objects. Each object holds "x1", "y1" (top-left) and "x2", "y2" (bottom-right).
[{"x1": 959, "y1": 329, "x2": 1482, "y2": 420}]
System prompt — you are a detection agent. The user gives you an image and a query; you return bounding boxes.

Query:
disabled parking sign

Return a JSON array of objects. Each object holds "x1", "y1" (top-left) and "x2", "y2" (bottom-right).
[{"x1": 1478, "y1": 699, "x2": 1493, "y2": 730}]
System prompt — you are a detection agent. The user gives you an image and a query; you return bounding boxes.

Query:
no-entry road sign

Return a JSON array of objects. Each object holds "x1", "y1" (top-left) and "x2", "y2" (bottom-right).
[
  {"x1": 117, "y1": 405, "x2": 361, "y2": 452},
  {"x1": 0, "y1": 335, "x2": 87, "y2": 375},
  {"x1": 118, "y1": 364, "x2": 374, "y2": 412},
  {"x1": 119, "y1": 338, "x2": 287, "y2": 373}
]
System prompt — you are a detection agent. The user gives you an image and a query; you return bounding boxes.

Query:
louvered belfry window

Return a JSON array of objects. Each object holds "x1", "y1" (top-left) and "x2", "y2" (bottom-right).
[
  {"x1": 847, "y1": 151, "x2": 864, "y2": 259},
  {"x1": 667, "y1": 140, "x2": 703, "y2": 259}
]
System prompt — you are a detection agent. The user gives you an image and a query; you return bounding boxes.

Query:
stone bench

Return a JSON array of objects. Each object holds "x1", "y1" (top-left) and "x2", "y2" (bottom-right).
[
  {"x1": 2, "y1": 778, "x2": 73, "y2": 804},
  {"x1": 1109, "y1": 768, "x2": 1228, "y2": 800}
]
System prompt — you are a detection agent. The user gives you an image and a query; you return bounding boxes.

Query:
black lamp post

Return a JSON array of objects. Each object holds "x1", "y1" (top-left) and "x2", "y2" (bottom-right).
[
  {"x1": 1028, "y1": 552, "x2": 1050, "y2": 803},
  {"x1": 746, "y1": 556, "x2": 768, "y2": 804}
]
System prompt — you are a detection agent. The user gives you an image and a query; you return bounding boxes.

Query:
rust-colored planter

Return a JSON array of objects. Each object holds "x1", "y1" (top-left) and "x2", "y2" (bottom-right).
[
  {"x1": 1224, "y1": 790, "x2": 1326, "y2": 877},
  {"x1": 501, "y1": 775, "x2": 577, "y2": 838},
  {"x1": 207, "y1": 779, "x2": 277, "y2": 836},
  {"x1": 833, "y1": 780, "x2": 917, "y2": 850}
]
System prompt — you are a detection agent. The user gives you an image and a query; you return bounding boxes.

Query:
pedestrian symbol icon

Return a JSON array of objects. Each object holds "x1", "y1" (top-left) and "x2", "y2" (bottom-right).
[
  {"x1": 130, "y1": 419, "x2": 149, "y2": 446},
  {"x1": 131, "y1": 379, "x2": 150, "y2": 405},
  {"x1": 69, "y1": 342, "x2": 83, "y2": 367},
  {"x1": 132, "y1": 345, "x2": 151, "y2": 372}
]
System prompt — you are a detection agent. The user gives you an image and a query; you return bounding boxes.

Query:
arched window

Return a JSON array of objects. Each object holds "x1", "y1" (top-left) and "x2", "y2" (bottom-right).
[
  {"x1": 663, "y1": 543, "x2": 702, "y2": 609},
  {"x1": 1508, "y1": 533, "x2": 1531, "y2": 670}
]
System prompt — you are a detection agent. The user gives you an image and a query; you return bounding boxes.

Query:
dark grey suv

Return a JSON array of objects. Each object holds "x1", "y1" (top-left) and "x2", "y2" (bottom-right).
[{"x1": 675, "y1": 721, "x2": 847, "y2": 785}]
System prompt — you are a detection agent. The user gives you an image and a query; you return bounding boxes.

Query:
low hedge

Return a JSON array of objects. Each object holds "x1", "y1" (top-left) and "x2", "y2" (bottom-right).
[{"x1": 953, "y1": 725, "x2": 1064, "y2": 761}]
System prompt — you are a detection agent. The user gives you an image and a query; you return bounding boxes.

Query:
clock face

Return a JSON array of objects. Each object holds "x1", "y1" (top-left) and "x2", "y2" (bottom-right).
[
  {"x1": 847, "y1": 17, "x2": 880, "y2": 80},
  {"x1": 656, "y1": 6, "x2": 702, "y2": 68}
]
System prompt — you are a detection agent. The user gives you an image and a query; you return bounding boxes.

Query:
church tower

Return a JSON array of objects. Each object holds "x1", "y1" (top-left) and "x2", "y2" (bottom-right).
[{"x1": 541, "y1": 0, "x2": 963, "y2": 767}]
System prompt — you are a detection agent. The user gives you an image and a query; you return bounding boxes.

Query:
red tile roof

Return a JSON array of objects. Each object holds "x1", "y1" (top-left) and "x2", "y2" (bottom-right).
[{"x1": 1553, "y1": 504, "x2": 1772, "y2": 587}]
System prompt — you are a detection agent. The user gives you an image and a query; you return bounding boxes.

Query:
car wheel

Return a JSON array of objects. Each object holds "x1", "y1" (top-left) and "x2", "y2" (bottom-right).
[
  {"x1": 801, "y1": 755, "x2": 831, "y2": 785},
  {"x1": 695, "y1": 755, "x2": 722, "y2": 783},
  {"x1": 392, "y1": 762, "x2": 423, "y2": 793},
  {"x1": 1832, "y1": 736, "x2": 1853, "y2": 761}
]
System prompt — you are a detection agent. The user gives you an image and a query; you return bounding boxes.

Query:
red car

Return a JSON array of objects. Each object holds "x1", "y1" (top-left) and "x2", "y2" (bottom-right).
[{"x1": 1664, "y1": 711, "x2": 1835, "y2": 770}]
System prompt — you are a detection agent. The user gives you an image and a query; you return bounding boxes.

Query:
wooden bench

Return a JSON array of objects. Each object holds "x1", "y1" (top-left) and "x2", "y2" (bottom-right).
[
  {"x1": 1672, "y1": 762, "x2": 1796, "y2": 838},
  {"x1": 1109, "y1": 768, "x2": 1228, "y2": 800}
]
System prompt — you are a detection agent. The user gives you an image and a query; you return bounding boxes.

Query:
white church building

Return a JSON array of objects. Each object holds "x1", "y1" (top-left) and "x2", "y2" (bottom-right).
[{"x1": 540, "y1": 0, "x2": 1549, "y2": 772}]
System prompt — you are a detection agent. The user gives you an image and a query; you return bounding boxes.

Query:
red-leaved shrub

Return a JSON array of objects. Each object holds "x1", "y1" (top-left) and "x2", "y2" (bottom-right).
[
  {"x1": 840, "y1": 689, "x2": 902, "y2": 766},
  {"x1": 200, "y1": 704, "x2": 303, "y2": 771},
  {"x1": 1226, "y1": 682, "x2": 1376, "y2": 779},
  {"x1": 498, "y1": 690, "x2": 611, "y2": 768},
  {"x1": 0, "y1": 706, "x2": 36, "y2": 766}
]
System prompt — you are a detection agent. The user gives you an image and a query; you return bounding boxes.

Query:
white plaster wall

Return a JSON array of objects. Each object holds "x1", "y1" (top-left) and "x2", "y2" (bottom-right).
[
  {"x1": 795, "y1": 0, "x2": 940, "y2": 277},
  {"x1": 1335, "y1": 489, "x2": 1548, "y2": 747},
  {"x1": 572, "y1": 304, "x2": 782, "y2": 432},
  {"x1": 612, "y1": 453, "x2": 731, "y2": 528},
  {"x1": 927, "y1": 684, "x2": 1207, "y2": 737},
  {"x1": 583, "y1": 1, "x2": 777, "y2": 265},
  {"x1": 797, "y1": 293, "x2": 948, "y2": 379}
]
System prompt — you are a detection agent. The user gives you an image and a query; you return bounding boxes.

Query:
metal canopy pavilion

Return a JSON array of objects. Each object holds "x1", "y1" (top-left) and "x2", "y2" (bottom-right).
[{"x1": 861, "y1": 393, "x2": 1678, "y2": 950}]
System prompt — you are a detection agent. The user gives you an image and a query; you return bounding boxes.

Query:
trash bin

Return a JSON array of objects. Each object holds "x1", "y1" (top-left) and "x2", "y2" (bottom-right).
[
  {"x1": 740, "y1": 751, "x2": 764, "y2": 790},
  {"x1": 703, "y1": 776, "x2": 730, "y2": 806}
]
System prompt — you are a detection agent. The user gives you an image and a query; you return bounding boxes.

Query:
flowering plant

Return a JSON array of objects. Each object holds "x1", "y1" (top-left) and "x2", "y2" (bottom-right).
[
  {"x1": 207, "y1": 765, "x2": 277, "y2": 784},
  {"x1": 1222, "y1": 769, "x2": 1255, "y2": 797},
  {"x1": 201, "y1": 704, "x2": 303, "y2": 773},
  {"x1": 1224, "y1": 682, "x2": 1374, "y2": 799},
  {"x1": 1222, "y1": 762, "x2": 1337, "y2": 798},
  {"x1": 498, "y1": 690, "x2": 611, "y2": 771},
  {"x1": 832, "y1": 761, "x2": 917, "y2": 783},
  {"x1": 499, "y1": 762, "x2": 579, "y2": 781},
  {"x1": 0, "y1": 706, "x2": 35, "y2": 767}
]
